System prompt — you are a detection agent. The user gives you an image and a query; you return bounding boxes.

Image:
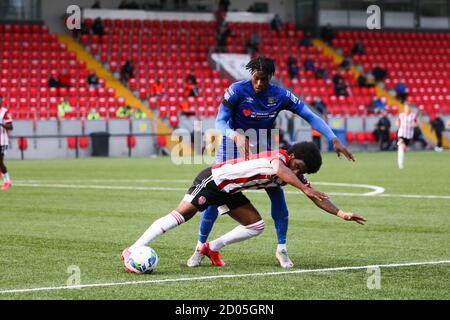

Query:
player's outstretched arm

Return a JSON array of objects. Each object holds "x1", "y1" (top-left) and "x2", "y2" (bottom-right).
[
  {"x1": 271, "y1": 159, "x2": 328, "y2": 201},
  {"x1": 295, "y1": 104, "x2": 355, "y2": 161},
  {"x1": 308, "y1": 195, "x2": 367, "y2": 225}
]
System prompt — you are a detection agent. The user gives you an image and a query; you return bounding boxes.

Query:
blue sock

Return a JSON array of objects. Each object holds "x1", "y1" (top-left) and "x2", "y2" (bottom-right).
[
  {"x1": 198, "y1": 206, "x2": 219, "y2": 244},
  {"x1": 265, "y1": 187, "x2": 289, "y2": 244}
]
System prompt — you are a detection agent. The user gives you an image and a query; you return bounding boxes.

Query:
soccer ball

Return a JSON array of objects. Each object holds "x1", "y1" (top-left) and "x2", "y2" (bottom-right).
[{"x1": 127, "y1": 246, "x2": 158, "y2": 274}]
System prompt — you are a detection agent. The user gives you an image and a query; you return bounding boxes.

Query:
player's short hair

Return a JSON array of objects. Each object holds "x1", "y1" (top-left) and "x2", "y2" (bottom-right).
[
  {"x1": 287, "y1": 142, "x2": 322, "y2": 174},
  {"x1": 245, "y1": 56, "x2": 276, "y2": 76}
]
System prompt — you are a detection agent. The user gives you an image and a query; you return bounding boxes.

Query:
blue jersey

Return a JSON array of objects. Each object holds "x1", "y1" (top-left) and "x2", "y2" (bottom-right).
[
  {"x1": 222, "y1": 80, "x2": 303, "y2": 131},
  {"x1": 215, "y1": 80, "x2": 336, "y2": 162}
]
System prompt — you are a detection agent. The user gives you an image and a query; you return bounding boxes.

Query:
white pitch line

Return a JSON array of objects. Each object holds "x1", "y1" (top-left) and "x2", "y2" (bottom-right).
[
  {"x1": 0, "y1": 260, "x2": 449, "y2": 295},
  {"x1": 13, "y1": 183, "x2": 450, "y2": 199}
]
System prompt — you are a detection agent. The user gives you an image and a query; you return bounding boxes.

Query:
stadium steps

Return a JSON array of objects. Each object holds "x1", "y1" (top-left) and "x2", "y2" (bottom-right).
[
  {"x1": 57, "y1": 34, "x2": 192, "y2": 153},
  {"x1": 313, "y1": 39, "x2": 449, "y2": 149}
]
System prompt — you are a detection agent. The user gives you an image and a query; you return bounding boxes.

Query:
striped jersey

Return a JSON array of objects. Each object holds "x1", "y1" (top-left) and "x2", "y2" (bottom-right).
[
  {"x1": 0, "y1": 107, "x2": 13, "y2": 146},
  {"x1": 397, "y1": 112, "x2": 417, "y2": 139},
  {"x1": 211, "y1": 149, "x2": 309, "y2": 194}
]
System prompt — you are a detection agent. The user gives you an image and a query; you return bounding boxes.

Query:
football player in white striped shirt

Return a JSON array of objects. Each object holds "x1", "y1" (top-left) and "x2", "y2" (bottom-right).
[
  {"x1": 121, "y1": 142, "x2": 366, "y2": 272},
  {"x1": 396, "y1": 104, "x2": 419, "y2": 169},
  {"x1": 0, "y1": 95, "x2": 13, "y2": 190}
]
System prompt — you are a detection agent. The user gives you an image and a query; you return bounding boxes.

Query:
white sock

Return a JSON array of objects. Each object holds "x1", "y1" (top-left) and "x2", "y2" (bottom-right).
[
  {"x1": 277, "y1": 244, "x2": 287, "y2": 253},
  {"x1": 196, "y1": 240, "x2": 204, "y2": 251},
  {"x1": 2, "y1": 172, "x2": 10, "y2": 183},
  {"x1": 209, "y1": 220, "x2": 265, "y2": 251},
  {"x1": 129, "y1": 211, "x2": 185, "y2": 251},
  {"x1": 398, "y1": 148, "x2": 404, "y2": 169}
]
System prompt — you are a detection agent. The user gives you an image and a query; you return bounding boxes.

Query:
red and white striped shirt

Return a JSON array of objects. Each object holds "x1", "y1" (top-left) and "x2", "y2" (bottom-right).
[
  {"x1": 211, "y1": 149, "x2": 291, "y2": 194},
  {"x1": 0, "y1": 107, "x2": 13, "y2": 146},
  {"x1": 397, "y1": 112, "x2": 417, "y2": 139}
]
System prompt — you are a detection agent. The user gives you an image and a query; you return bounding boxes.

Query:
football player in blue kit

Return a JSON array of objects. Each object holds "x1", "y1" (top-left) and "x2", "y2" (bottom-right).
[{"x1": 187, "y1": 57, "x2": 355, "y2": 268}]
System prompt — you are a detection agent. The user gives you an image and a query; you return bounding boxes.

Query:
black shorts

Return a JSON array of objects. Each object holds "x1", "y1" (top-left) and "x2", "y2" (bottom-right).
[
  {"x1": 183, "y1": 167, "x2": 250, "y2": 214},
  {"x1": 398, "y1": 137, "x2": 411, "y2": 146},
  {"x1": 0, "y1": 145, "x2": 8, "y2": 155}
]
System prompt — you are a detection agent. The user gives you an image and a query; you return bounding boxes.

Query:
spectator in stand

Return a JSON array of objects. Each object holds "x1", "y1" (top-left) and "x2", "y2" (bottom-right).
[
  {"x1": 311, "y1": 96, "x2": 327, "y2": 117},
  {"x1": 374, "y1": 109, "x2": 391, "y2": 151},
  {"x1": 412, "y1": 126, "x2": 427, "y2": 150},
  {"x1": 91, "y1": 0, "x2": 101, "y2": 8},
  {"x1": 314, "y1": 66, "x2": 328, "y2": 80},
  {"x1": 332, "y1": 72, "x2": 344, "y2": 86},
  {"x1": 287, "y1": 55, "x2": 299, "y2": 80},
  {"x1": 48, "y1": 75, "x2": 60, "y2": 88},
  {"x1": 357, "y1": 74, "x2": 375, "y2": 88},
  {"x1": 367, "y1": 97, "x2": 387, "y2": 114},
  {"x1": 57, "y1": 98, "x2": 72, "y2": 118},
  {"x1": 92, "y1": 17, "x2": 104, "y2": 37},
  {"x1": 121, "y1": 60, "x2": 134, "y2": 84},
  {"x1": 87, "y1": 108, "x2": 101, "y2": 120},
  {"x1": 179, "y1": 99, "x2": 195, "y2": 117},
  {"x1": 351, "y1": 40, "x2": 365, "y2": 55},
  {"x1": 185, "y1": 71, "x2": 199, "y2": 97},
  {"x1": 119, "y1": 0, "x2": 139, "y2": 9},
  {"x1": 59, "y1": 69, "x2": 71, "y2": 88},
  {"x1": 150, "y1": 78, "x2": 164, "y2": 97},
  {"x1": 430, "y1": 114, "x2": 445, "y2": 152},
  {"x1": 216, "y1": 0, "x2": 230, "y2": 26},
  {"x1": 219, "y1": 0, "x2": 230, "y2": 12},
  {"x1": 320, "y1": 23, "x2": 335, "y2": 45},
  {"x1": 245, "y1": 32, "x2": 262, "y2": 55},
  {"x1": 271, "y1": 14, "x2": 283, "y2": 33},
  {"x1": 118, "y1": 0, "x2": 128, "y2": 8},
  {"x1": 395, "y1": 81, "x2": 408, "y2": 103},
  {"x1": 303, "y1": 55, "x2": 315, "y2": 72},
  {"x1": 338, "y1": 57, "x2": 351, "y2": 71},
  {"x1": 334, "y1": 78, "x2": 348, "y2": 97},
  {"x1": 216, "y1": 22, "x2": 232, "y2": 53},
  {"x1": 87, "y1": 71, "x2": 99, "y2": 89},
  {"x1": 372, "y1": 65, "x2": 388, "y2": 82},
  {"x1": 300, "y1": 31, "x2": 313, "y2": 47},
  {"x1": 116, "y1": 105, "x2": 133, "y2": 118}
]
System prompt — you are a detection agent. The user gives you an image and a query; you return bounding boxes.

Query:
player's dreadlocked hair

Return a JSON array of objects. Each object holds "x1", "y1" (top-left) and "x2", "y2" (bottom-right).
[
  {"x1": 287, "y1": 142, "x2": 322, "y2": 174},
  {"x1": 245, "y1": 56, "x2": 276, "y2": 76}
]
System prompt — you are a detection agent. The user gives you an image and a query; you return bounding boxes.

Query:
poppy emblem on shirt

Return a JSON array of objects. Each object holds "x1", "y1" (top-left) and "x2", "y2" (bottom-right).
[
  {"x1": 198, "y1": 196, "x2": 206, "y2": 206},
  {"x1": 243, "y1": 109, "x2": 252, "y2": 117}
]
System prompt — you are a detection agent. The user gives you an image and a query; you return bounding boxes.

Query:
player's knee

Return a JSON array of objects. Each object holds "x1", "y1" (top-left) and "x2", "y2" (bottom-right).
[{"x1": 246, "y1": 220, "x2": 265, "y2": 237}]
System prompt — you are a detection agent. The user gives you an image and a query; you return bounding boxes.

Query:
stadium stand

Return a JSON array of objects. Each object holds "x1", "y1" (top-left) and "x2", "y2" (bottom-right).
[
  {"x1": 0, "y1": 23, "x2": 125, "y2": 120},
  {"x1": 332, "y1": 31, "x2": 450, "y2": 116}
]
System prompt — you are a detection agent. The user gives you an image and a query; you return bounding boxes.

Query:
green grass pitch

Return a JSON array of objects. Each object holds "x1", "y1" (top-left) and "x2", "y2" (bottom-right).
[{"x1": 0, "y1": 151, "x2": 449, "y2": 300}]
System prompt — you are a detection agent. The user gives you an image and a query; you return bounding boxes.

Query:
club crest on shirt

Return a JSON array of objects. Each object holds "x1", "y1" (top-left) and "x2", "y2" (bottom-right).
[
  {"x1": 198, "y1": 196, "x2": 206, "y2": 206},
  {"x1": 267, "y1": 96, "x2": 276, "y2": 106}
]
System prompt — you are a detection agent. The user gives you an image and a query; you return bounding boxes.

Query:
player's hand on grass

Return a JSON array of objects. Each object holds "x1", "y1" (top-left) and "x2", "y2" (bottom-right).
[
  {"x1": 234, "y1": 133, "x2": 253, "y2": 158},
  {"x1": 332, "y1": 138, "x2": 355, "y2": 162},
  {"x1": 303, "y1": 187, "x2": 329, "y2": 201},
  {"x1": 337, "y1": 210, "x2": 367, "y2": 225}
]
